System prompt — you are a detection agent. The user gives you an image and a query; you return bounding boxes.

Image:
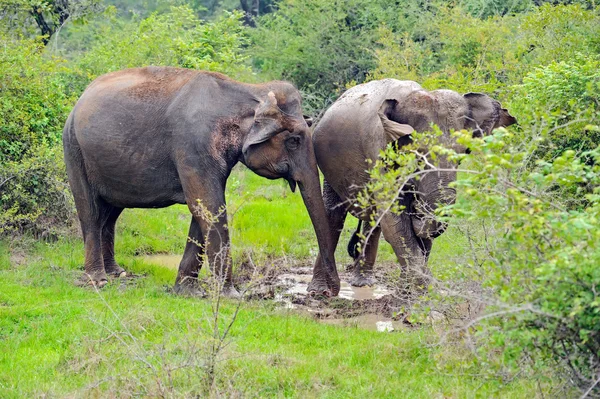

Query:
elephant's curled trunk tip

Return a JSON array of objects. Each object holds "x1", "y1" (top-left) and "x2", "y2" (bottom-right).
[{"x1": 347, "y1": 220, "x2": 362, "y2": 259}]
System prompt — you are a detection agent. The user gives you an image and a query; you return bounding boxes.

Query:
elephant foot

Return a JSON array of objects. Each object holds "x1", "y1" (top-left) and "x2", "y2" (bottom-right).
[
  {"x1": 105, "y1": 262, "x2": 127, "y2": 278},
  {"x1": 173, "y1": 278, "x2": 206, "y2": 298},
  {"x1": 307, "y1": 278, "x2": 340, "y2": 298},
  {"x1": 350, "y1": 272, "x2": 376, "y2": 287},
  {"x1": 79, "y1": 270, "x2": 108, "y2": 288},
  {"x1": 221, "y1": 284, "x2": 241, "y2": 299}
]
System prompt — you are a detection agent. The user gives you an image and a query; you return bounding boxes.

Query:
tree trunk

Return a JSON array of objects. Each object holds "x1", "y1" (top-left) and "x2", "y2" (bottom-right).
[
  {"x1": 240, "y1": 0, "x2": 259, "y2": 27},
  {"x1": 30, "y1": 0, "x2": 71, "y2": 45}
]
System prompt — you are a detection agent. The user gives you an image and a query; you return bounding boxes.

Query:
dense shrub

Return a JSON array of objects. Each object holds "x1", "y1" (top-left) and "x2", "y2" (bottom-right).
[
  {"x1": 0, "y1": 145, "x2": 73, "y2": 236},
  {"x1": 0, "y1": 36, "x2": 76, "y2": 163},
  {"x1": 363, "y1": 123, "x2": 600, "y2": 394},
  {"x1": 76, "y1": 6, "x2": 251, "y2": 80},
  {"x1": 448, "y1": 132, "x2": 600, "y2": 394},
  {"x1": 370, "y1": 4, "x2": 600, "y2": 96},
  {"x1": 0, "y1": 35, "x2": 77, "y2": 235},
  {"x1": 249, "y1": 0, "x2": 436, "y2": 113},
  {"x1": 512, "y1": 55, "x2": 600, "y2": 162}
]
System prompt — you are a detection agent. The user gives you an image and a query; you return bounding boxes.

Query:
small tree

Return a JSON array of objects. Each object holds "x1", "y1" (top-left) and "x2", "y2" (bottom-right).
[{"x1": 0, "y1": 0, "x2": 104, "y2": 44}]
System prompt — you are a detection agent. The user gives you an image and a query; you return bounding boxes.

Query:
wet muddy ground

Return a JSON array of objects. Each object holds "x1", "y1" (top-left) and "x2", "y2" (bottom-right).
[
  {"x1": 143, "y1": 254, "x2": 413, "y2": 332},
  {"x1": 270, "y1": 270, "x2": 409, "y2": 332}
]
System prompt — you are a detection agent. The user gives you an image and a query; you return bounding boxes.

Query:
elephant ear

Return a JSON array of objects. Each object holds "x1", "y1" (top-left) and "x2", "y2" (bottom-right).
[
  {"x1": 464, "y1": 93, "x2": 517, "y2": 138},
  {"x1": 243, "y1": 92, "x2": 283, "y2": 150},
  {"x1": 498, "y1": 107, "x2": 517, "y2": 128},
  {"x1": 378, "y1": 99, "x2": 414, "y2": 143}
]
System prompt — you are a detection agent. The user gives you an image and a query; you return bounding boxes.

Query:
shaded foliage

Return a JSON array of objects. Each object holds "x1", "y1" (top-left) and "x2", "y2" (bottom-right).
[{"x1": 75, "y1": 6, "x2": 250, "y2": 79}]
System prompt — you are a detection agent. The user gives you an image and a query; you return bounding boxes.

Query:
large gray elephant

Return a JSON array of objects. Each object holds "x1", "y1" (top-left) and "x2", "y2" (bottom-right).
[
  {"x1": 307, "y1": 79, "x2": 515, "y2": 296},
  {"x1": 63, "y1": 66, "x2": 338, "y2": 296}
]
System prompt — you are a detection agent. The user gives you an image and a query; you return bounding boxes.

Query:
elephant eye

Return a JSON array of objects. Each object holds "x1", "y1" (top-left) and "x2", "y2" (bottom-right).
[{"x1": 285, "y1": 135, "x2": 301, "y2": 151}]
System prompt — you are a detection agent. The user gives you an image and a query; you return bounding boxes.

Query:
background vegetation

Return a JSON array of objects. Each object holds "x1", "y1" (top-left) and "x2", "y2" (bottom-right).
[{"x1": 1, "y1": 0, "x2": 600, "y2": 396}]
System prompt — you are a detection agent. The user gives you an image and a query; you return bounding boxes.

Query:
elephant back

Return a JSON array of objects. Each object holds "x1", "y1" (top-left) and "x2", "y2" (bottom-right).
[{"x1": 313, "y1": 79, "x2": 422, "y2": 205}]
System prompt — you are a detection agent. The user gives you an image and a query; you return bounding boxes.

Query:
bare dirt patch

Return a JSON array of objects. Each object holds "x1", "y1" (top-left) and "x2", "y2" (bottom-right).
[{"x1": 10, "y1": 249, "x2": 28, "y2": 266}]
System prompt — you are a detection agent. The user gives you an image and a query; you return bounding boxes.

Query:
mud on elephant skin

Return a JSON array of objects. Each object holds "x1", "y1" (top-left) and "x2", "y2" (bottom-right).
[
  {"x1": 311, "y1": 78, "x2": 516, "y2": 294},
  {"x1": 63, "y1": 66, "x2": 338, "y2": 295}
]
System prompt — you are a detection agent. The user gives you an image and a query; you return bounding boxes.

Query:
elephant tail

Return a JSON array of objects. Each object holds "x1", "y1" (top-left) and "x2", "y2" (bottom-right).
[{"x1": 347, "y1": 220, "x2": 362, "y2": 260}]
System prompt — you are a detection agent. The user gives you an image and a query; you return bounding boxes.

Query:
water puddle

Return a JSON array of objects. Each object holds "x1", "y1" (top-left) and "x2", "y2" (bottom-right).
[
  {"x1": 141, "y1": 254, "x2": 181, "y2": 269},
  {"x1": 137, "y1": 260, "x2": 403, "y2": 332},
  {"x1": 275, "y1": 272, "x2": 400, "y2": 332},
  {"x1": 277, "y1": 273, "x2": 390, "y2": 300}
]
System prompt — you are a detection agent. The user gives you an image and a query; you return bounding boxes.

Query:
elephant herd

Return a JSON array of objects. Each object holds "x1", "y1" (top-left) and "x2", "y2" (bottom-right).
[{"x1": 63, "y1": 67, "x2": 515, "y2": 298}]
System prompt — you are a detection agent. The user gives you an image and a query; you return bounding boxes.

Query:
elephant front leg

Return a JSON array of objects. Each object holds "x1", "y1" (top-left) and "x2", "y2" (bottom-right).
[
  {"x1": 202, "y1": 209, "x2": 239, "y2": 298},
  {"x1": 308, "y1": 181, "x2": 344, "y2": 297},
  {"x1": 174, "y1": 217, "x2": 206, "y2": 297},
  {"x1": 380, "y1": 212, "x2": 432, "y2": 299},
  {"x1": 179, "y1": 165, "x2": 239, "y2": 298},
  {"x1": 350, "y1": 224, "x2": 381, "y2": 287}
]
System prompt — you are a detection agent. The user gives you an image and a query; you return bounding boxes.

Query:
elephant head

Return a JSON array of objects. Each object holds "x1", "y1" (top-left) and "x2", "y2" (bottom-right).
[
  {"x1": 378, "y1": 90, "x2": 516, "y2": 240},
  {"x1": 242, "y1": 91, "x2": 338, "y2": 294}
]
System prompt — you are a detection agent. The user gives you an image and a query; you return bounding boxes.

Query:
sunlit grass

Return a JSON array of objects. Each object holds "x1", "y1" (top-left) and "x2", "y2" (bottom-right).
[{"x1": 1, "y1": 240, "x2": 541, "y2": 398}]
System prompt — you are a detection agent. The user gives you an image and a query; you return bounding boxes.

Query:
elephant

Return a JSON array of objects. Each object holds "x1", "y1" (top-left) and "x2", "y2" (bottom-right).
[
  {"x1": 63, "y1": 66, "x2": 338, "y2": 297},
  {"x1": 308, "y1": 78, "x2": 516, "y2": 296}
]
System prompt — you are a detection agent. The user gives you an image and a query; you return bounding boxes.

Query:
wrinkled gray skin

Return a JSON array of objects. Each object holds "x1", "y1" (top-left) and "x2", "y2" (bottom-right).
[
  {"x1": 309, "y1": 79, "x2": 516, "y2": 294},
  {"x1": 63, "y1": 66, "x2": 338, "y2": 297}
]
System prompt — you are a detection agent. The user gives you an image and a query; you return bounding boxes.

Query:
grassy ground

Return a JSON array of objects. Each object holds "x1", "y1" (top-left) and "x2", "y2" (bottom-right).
[{"x1": 1, "y1": 167, "x2": 545, "y2": 397}]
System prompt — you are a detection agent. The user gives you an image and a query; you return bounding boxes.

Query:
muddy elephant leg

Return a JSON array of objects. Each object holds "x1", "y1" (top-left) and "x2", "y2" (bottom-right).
[
  {"x1": 350, "y1": 224, "x2": 381, "y2": 287},
  {"x1": 197, "y1": 205, "x2": 239, "y2": 298},
  {"x1": 102, "y1": 207, "x2": 127, "y2": 277},
  {"x1": 174, "y1": 217, "x2": 206, "y2": 296},
  {"x1": 308, "y1": 180, "x2": 346, "y2": 296},
  {"x1": 380, "y1": 211, "x2": 431, "y2": 298},
  {"x1": 179, "y1": 167, "x2": 238, "y2": 298}
]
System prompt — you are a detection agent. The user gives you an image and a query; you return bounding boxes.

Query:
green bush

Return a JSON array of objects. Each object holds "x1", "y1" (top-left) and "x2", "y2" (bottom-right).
[
  {"x1": 0, "y1": 36, "x2": 76, "y2": 163},
  {"x1": 249, "y1": 0, "x2": 433, "y2": 113},
  {"x1": 0, "y1": 35, "x2": 77, "y2": 235},
  {"x1": 0, "y1": 144, "x2": 74, "y2": 236},
  {"x1": 448, "y1": 131, "x2": 600, "y2": 394},
  {"x1": 363, "y1": 124, "x2": 600, "y2": 394},
  {"x1": 76, "y1": 6, "x2": 251, "y2": 80},
  {"x1": 369, "y1": 4, "x2": 600, "y2": 96},
  {"x1": 512, "y1": 55, "x2": 600, "y2": 162}
]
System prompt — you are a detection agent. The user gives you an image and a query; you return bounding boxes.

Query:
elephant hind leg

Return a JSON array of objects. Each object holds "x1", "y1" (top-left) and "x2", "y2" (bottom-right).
[
  {"x1": 380, "y1": 212, "x2": 432, "y2": 299},
  {"x1": 64, "y1": 145, "x2": 111, "y2": 287},
  {"x1": 350, "y1": 223, "x2": 381, "y2": 287},
  {"x1": 102, "y1": 207, "x2": 126, "y2": 277},
  {"x1": 308, "y1": 180, "x2": 346, "y2": 297}
]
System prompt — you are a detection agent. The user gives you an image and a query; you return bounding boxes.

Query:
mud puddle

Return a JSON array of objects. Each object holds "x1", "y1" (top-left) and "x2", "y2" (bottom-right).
[
  {"x1": 272, "y1": 271, "x2": 408, "y2": 332},
  {"x1": 277, "y1": 273, "x2": 390, "y2": 300},
  {"x1": 140, "y1": 256, "x2": 409, "y2": 332}
]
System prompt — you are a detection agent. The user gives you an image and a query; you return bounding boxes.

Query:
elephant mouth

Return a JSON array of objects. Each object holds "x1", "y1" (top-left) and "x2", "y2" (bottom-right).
[
  {"x1": 408, "y1": 188, "x2": 454, "y2": 239},
  {"x1": 411, "y1": 215, "x2": 447, "y2": 239}
]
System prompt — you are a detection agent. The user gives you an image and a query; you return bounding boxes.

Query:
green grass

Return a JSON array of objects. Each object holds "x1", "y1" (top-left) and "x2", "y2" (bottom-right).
[{"x1": 0, "y1": 167, "x2": 544, "y2": 397}]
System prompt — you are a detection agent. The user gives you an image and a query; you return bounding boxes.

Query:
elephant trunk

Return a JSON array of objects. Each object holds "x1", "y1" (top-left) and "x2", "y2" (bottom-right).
[
  {"x1": 295, "y1": 154, "x2": 340, "y2": 295},
  {"x1": 411, "y1": 165, "x2": 456, "y2": 240}
]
